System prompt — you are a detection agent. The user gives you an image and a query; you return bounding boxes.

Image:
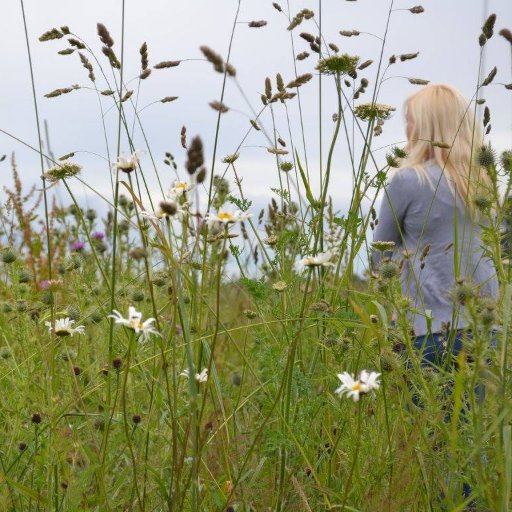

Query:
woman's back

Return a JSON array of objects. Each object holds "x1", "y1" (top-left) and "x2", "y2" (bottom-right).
[{"x1": 373, "y1": 160, "x2": 499, "y2": 336}]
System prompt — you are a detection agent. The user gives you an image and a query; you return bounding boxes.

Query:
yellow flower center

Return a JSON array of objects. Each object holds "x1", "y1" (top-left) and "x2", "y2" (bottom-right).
[
  {"x1": 129, "y1": 319, "x2": 143, "y2": 330},
  {"x1": 351, "y1": 382, "x2": 362, "y2": 391},
  {"x1": 218, "y1": 212, "x2": 234, "y2": 221},
  {"x1": 176, "y1": 182, "x2": 187, "y2": 190}
]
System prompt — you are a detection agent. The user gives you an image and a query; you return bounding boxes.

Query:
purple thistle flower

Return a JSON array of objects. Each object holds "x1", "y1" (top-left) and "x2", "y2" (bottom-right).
[
  {"x1": 92, "y1": 231, "x2": 105, "y2": 240},
  {"x1": 71, "y1": 241, "x2": 85, "y2": 252}
]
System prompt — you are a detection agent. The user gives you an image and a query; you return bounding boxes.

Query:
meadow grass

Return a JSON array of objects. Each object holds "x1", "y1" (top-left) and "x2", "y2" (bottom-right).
[{"x1": 1, "y1": 2, "x2": 512, "y2": 511}]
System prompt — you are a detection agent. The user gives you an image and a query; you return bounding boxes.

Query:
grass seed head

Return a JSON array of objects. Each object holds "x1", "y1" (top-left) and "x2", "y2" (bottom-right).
[
  {"x1": 186, "y1": 136, "x2": 204, "y2": 175},
  {"x1": 482, "y1": 13, "x2": 496, "y2": 39},
  {"x1": 499, "y1": 28, "x2": 512, "y2": 45},
  {"x1": 248, "y1": 20, "x2": 267, "y2": 28},
  {"x1": 154, "y1": 60, "x2": 180, "y2": 69},
  {"x1": 97, "y1": 23, "x2": 114, "y2": 47},
  {"x1": 39, "y1": 28, "x2": 64, "y2": 42}
]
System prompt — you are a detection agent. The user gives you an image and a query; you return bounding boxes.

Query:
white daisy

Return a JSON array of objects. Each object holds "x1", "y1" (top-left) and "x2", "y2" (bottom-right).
[
  {"x1": 168, "y1": 180, "x2": 193, "y2": 200},
  {"x1": 180, "y1": 367, "x2": 209, "y2": 383},
  {"x1": 45, "y1": 317, "x2": 85, "y2": 337},
  {"x1": 205, "y1": 209, "x2": 252, "y2": 228},
  {"x1": 108, "y1": 306, "x2": 159, "y2": 342},
  {"x1": 335, "y1": 370, "x2": 380, "y2": 402},
  {"x1": 295, "y1": 251, "x2": 336, "y2": 272},
  {"x1": 112, "y1": 150, "x2": 144, "y2": 173}
]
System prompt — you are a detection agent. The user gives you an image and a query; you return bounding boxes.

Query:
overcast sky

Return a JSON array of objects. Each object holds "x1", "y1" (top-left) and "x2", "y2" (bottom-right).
[{"x1": 1, "y1": 0, "x2": 511, "y2": 222}]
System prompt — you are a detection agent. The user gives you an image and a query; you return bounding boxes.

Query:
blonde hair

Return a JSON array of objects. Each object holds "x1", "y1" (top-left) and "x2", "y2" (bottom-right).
[{"x1": 401, "y1": 84, "x2": 490, "y2": 210}]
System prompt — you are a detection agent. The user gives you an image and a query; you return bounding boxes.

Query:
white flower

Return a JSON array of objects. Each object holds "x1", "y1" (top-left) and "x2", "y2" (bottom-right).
[
  {"x1": 141, "y1": 201, "x2": 187, "y2": 222},
  {"x1": 205, "y1": 209, "x2": 252, "y2": 228},
  {"x1": 112, "y1": 150, "x2": 144, "y2": 173},
  {"x1": 335, "y1": 370, "x2": 381, "y2": 402},
  {"x1": 45, "y1": 317, "x2": 85, "y2": 337},
  {"x1": 180, "y1": 367, "x2": 209, "y2": 383},
  {"x1": 295, "y1": 251, "x2": 336, "y2": 272},
  {"x1": 108, "y1": 306, "x2": 159, "y2": 342},
  {"x1": 168, "y1": 180, "x2": 193, "y2": 200}
]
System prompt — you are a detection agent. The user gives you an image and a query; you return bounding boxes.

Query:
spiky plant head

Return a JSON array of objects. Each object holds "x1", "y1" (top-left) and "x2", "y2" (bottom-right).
[
  {"x1": 500, "y1": 150, "x2": 512, "y2": 172},
  {"x1": 379, "y1": 259, "x2": 400, "y2": 279},
  {"x1": 316, "y1": 54, "x2": 359, "y2": 76},
  {"x1": 477, "y1": 144, "x2": 496, "y2": 168},
  {"x1": 354, "y1": 102, "x2": 396, "y2": 121}
]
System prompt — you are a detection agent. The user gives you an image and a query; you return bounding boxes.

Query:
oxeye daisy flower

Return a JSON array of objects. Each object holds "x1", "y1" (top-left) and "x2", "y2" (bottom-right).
[
  {"x1": 108, "y1": 306, "x2": 159, "y2": 342},
  {"x1": 45, "y1": 317, "x2": 85, "y2": 337},
  {"x1": 205, "y1": 209, "x2": 252, "y2": 228},
  {"x1": 335, "y1": 370, "x2": 381, "y2": 402},
  {"x1": 168, "y1": 180, "x2": 193, "y2": 199},
  {"x1": 112, "y1": 150, "x2": 144, "y2": 173},
  {"x1": 180, "y1": 367, "x2": 209, "y2": 383},
  {"x1": 295, "y1": 251, "x2": 336, "y2": 272}
]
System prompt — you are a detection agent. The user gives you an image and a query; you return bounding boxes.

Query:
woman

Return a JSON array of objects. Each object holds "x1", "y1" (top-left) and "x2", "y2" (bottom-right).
[{"x1": 373, "y1": 84, "x2": 499, "y2": 367}]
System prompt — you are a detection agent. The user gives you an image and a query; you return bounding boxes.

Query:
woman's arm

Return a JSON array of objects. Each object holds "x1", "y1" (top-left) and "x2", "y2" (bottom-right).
[{"x1": 372, "y1": 170, "x2": 414, "y2": 267}]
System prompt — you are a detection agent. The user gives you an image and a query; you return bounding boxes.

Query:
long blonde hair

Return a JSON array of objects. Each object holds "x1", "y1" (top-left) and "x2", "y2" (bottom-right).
[{"x1": 401, "y1": 84, "x2": 490, "y2": 210}]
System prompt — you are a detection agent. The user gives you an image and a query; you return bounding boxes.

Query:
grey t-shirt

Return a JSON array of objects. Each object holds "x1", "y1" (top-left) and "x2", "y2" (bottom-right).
[{"x1": 372, "y1": 160, "x2": 499, "y2": 336}]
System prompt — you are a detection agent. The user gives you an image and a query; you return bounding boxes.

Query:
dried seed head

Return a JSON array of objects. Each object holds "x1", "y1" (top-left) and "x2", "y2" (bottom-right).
[
  {"x1": 479, "y1": 33, "x2": 487, "y2": 47},
  {"x1": 296, "y1": 51, "x2": 310, "y2": 61},
  {"x1": 286, "y1": 73, "x2": 313, "y2": 88},
  {"x1": 129, "y1": 247, "x2": 148, "y2": 260},
  {"x1": 505, "y1": 84, "x2": 512, "y2": 90},
  {"x1": 209, "y1": 100, "x2": 229, "y2": 113},
  {"x1": 139, "y1": 69, "x2": 151, "y2": 80},
  {"x1": 225, "y1": 63, "x2": 236, "y2": 76},
  {"x1": 31, "y1": 413, "x2": 42, "y2": 424},
  {"x1": 222, "y1": 153, "x2": 239, "y2": 164},
  {"x1": 121, "y1": 90, "x2": 133, "y2": 102},
  {"x1": 300, "y1": 32, "x2": 315, "y2": 43},
  {"x1": 112, "y1": 357, "x2": 123, "y2": 370},
  {"x1": 139, "y1": 42, "x2": 148, "y2": 70},
  {"x1": 499, "y1": 28, "x2": 512, "y2": 45},
  {"x1": 340, "y1": 30, "x2": 360, "y2": 37},
  {"x1": 272, "y1": 2, "x2": 282, "y2": 12},
  {"x1": 265, "y1": 77, "x2": 272, "y2": 99},
  {"x1": 276, "y1": 73, "x2": 285, "y2": 92},
  {"x1": 154, "y1": 60, "x2": 180, "y2": 69},
  {"x1": 358, "y1": 59, "x2": 373, "y2": 70},
  {"x1": 97, "y1": 23, "x2": 114, "y2": 47},
  {"x1": 132, "y1": 414, "x2": 142, "y2": 425},
  {"x1": 200, "y1": 46, "x2": 224, "y2": 73},
  {"x1": 68, "y1": 38, "x2": 85, "y2": 49},
  {"x1": 161, "y1": 96, "x2": 178, "y2": 103},
  {"x1": 389, "y1": 54, "x2": 397, "y2": 64},
  {"x1": 248, "y1": 20, "x2": 267, "y2": 28},
  {"x1": 409, "y1": 6, "x2": 424, "y2": 14},
  {"x1": 186, "y1": 136, "x2": 204, "y2": 175},
  {"x1": 159, "y1": 200, "x2": 178, "y2": 216},
  {"x1": 196, "y1": 166, "x2": 207, "y2": 183},
  {"x1": 400, "y1": 52, "x2": 419, "y2": 62},
  {"x1": 329, "y1": 43, "x2": 339, "y2": 52},
  {"x1": 180, "y1": 126, "x2": 187, "y2": 148},
  {"x1": 481, "y1": 67, "x2": 497, "y2": 87},
  {"x1": 250, "y1": 119, "x2": 260, "y2": 131},
  {"x1": 287, "y1": 12, "x2": 305, "y2": 31},
  {"x1": 101, "y1": 46, "x2": 121, "y2": 69},
  {"x1": 267, "y1": 147, "x2": 288, "y2": 155},
  {"x1": 482, "y1": 13, "x2": 496, "y2": 39},
  {"x1": 39, "y1": 28, "x2": 64, "y2": 42},
  {"x1": 309, "y1": 42, "x2": 320, "y2": 53},
  {"x1": 408, "y1": 78, "x2": 430, "y2": 86},
  {"x1": 44, "y1": 86, "x2": 80, "y2": 98},
  {"x1": 316, "y1": 54, "x2": 359, "y2": 75},
  {"x1": 58, "y1": 48, "x2": 75, "y2": 55},
  {"x1": 483, "y1": 106, "x2": 490, "y2": 127}
]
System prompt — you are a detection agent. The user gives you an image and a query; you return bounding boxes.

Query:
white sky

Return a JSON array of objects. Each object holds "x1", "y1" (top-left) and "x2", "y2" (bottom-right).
[{"x1": 1, "y1": 0, "x2": 511, "y2": 219}]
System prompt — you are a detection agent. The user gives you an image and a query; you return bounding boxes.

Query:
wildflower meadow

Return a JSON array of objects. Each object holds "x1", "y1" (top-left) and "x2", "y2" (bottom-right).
[{"x1": 1, "y1": 1, "x2": 512, "y2": 511}]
